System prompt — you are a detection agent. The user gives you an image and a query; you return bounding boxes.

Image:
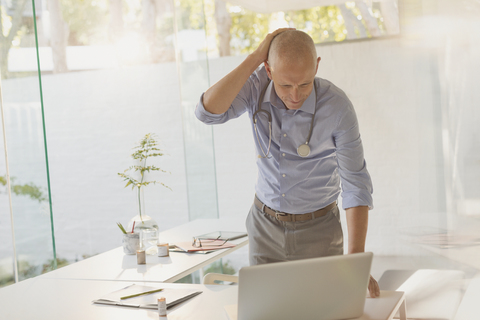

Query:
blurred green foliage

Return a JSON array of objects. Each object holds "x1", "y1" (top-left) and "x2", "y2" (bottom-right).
[
  {"x1": 0, "y1": 256, "x2": 77, "y2": 289},
  {"x1": 0, "y1": 260, "x2": 37, "y2": 287},
  {"x1": 285, "y1": 6, "x2": 346, "y2": 43},
  {"x1": 204, "y1": 260, "x2": 236, "y2": 275},
  {"x1": 60, "y1": 0, "x2": 109, "y2": 45},
  {"x1": 1, "y1": 0, "x2": 389, "y2": 70},
  {"x1": 0, "y1": 175, "x2": 47, "y2": 202},
  {"x1": 229, "y1": 5, "x2": 347, "y2": 56},
  {"x1": 42, "y1": 257, "x2": 69, "y2": 273},
  {"x1": 174, "y1": 260, "x2": 236, "y2": 284},
  {"x1": 176, "y1": 0, "x2": 207, "y2": 30},
  {"x1": 230, "y1": 7, "x2": 271, "y2": 55}
]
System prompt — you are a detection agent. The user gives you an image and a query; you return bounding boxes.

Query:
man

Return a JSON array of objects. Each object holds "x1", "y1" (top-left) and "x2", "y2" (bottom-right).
[{"x1": 195, "y1": 28, "x2": 380, "y2": 297}]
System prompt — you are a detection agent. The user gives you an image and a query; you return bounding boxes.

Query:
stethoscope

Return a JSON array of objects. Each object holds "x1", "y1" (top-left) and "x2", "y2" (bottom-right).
[{"x1": 253, "y1": 80, "x2": 317, "y2": 158}]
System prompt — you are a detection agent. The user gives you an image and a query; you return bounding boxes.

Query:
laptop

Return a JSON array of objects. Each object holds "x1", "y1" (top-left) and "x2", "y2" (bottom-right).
[{"x1": 236, "y1": 252, "x2": 373, "y2": 320}]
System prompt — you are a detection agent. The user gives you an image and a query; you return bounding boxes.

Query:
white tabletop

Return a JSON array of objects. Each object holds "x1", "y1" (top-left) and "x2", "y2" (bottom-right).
[
  {"x1": 0, "y1": 277, "x2": 405, "y2": 320},
  {"x1": 41, "y1": 218, "x2": 248, "y2": 283},
  {"x1": 2, "y1": 217, "x2": 406, "y2": 319},
  {"x1": 0, "y1": 278, "x2": 235, "y2": 320}
]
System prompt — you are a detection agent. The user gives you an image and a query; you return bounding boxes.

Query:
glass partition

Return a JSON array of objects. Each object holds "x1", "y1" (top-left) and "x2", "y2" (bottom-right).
[
  {"x1": 0, "y1": 88, "x2": 15, "y2": 287},
  {"x1": 174, "y1": 0, "x2": 219, "y2": 221},
  {"x1": 1, "y1": 0, "x2": 192, "y2": 281},
  {"x1": 36, "y1": 0, "x2": 190, "y2": 266},
  {"x1": 0, "y1": 0, "x2": 56, "y2": 287}
]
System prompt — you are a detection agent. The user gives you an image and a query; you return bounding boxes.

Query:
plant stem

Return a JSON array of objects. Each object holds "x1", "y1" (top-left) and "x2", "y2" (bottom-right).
[
  {"x1": 137, "y1": 185, "x2": 143, "y2": 222},
  {"x1": 138, "y1": 152, "x2": 147, "y2": 222}
]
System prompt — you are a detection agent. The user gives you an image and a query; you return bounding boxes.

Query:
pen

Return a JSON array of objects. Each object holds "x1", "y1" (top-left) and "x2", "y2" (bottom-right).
[{"x1": 120, "y1": 288, "x2": 164, "y2": 300}]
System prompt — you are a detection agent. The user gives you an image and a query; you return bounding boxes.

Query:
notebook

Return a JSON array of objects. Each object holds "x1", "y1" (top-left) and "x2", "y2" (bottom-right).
[{"x1": 236, "y1": 252, "x2": 373, "y2": 320}]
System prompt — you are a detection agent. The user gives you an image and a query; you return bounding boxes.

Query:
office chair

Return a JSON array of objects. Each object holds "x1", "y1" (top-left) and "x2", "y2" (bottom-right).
[
  {"x1": 203, "y1": 273, "x2": 239, "y2": 285},
  {"x1": 379, "y1": 269, "x2": 465, "y2": 320}
]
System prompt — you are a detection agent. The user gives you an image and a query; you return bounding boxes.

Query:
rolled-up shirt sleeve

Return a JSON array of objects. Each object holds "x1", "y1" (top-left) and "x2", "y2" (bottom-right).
[
  {"x1": 334, "y1": 101, "x2": 374, "y2": 210},
  {"x1": 195, "y1": 68, "x2": 266, "y2": 124},
  {"x1": 195, "y1": 93, "x2": 238, "y2": 124}
]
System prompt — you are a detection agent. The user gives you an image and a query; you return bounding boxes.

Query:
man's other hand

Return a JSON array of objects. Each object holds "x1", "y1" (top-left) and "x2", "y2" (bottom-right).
[{"x1": 368, "y1": 274, "x2": 380, "y2": 298}]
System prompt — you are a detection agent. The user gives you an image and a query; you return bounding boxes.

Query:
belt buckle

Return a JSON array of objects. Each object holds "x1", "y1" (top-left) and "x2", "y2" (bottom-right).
[{"x1": 275, "y1": 211, "x2": 288, "y2": 220}]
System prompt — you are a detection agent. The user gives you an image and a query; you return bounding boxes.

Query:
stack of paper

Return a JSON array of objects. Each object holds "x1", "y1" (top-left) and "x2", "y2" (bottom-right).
[{"x1": 93, "y1": 284, "x2": 202, "y2": 309}]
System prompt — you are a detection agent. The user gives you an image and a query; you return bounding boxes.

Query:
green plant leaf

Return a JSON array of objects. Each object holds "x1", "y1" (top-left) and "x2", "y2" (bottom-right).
[
  {"x1": 118, "y1": 133, "x2": 172, "y2": 199},
  {"x1": 117, "y1": 222, "x2": 127, "y2": 234}
]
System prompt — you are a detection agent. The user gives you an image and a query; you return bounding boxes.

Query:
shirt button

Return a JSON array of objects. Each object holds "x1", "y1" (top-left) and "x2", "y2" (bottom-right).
[
  {"x1": 282, "y1": 153, "x2": 285, "y2": 157},
  {"x1": 283, "y1": 134, "x2": 287, "y2": 137},
  {"x1": 282, "y1": 174, "x2": 286, "y2": 177},
  {"x1": 282, "y1": 194, "x2": 285, "y2": 197}
]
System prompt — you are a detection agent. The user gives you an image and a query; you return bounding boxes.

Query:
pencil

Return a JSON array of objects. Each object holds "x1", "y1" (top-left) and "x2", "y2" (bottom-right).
[{"x1": 120, "y1": 288, "x2": 164, "y2": 300}]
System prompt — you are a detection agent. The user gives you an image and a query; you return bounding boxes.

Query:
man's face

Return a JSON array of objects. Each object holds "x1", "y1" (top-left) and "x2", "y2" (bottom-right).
[{"x1": 265, "y1": 57, "x2": 320, "y2": 110}]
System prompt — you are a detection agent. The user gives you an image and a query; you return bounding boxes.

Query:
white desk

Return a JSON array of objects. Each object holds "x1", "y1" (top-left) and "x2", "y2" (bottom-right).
[
  {"x1": 3, "y1": 218, "x2": 407, "y2": 319},
  {"x1": 0, "y1": 278, "x2": 234, "y2": 320},
  {"x1": 42, "y1": 218, "x2": 248, "y2": 283},
  {"x1": 0, "y1": 277, "x2": 405, "y2": 320}
]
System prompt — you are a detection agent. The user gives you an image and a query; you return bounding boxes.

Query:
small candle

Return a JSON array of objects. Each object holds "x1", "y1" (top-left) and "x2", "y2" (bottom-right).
[
  {"x1": 157, "y1": 243, "x2": 169, "y2": 257},
  {"x1": 136, "y1": 249, "x2": 146, "y2": 264},
  {"x1": 158, "y1": 297, "x2": 167, "y2": 317}
]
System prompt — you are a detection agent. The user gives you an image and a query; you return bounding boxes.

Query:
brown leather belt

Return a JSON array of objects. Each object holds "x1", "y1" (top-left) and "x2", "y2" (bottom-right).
[{"x1": 254, "y1": 196, "x2": 336, "y2": 222}]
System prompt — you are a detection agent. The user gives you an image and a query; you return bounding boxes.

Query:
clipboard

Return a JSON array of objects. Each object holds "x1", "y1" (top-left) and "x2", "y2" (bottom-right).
[{"x1": 93, "y1": 284, "x2": 202, "y2": 310}]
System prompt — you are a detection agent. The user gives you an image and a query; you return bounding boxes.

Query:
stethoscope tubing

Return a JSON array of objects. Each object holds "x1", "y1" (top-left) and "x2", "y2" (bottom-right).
[{"x1": 253, "y1": 80, "x2": 317, "y2": 158}]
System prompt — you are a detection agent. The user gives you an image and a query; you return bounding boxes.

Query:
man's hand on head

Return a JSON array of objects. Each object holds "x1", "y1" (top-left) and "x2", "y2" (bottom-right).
[
  {"x1": 250, "y1": 28, "x2": 296, "y2": 66},
  {"x1": 202, "y1": 28, "x2": 295, "y2": 115}
]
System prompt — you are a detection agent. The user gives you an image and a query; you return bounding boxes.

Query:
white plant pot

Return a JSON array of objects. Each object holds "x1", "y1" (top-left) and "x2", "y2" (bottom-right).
[{"x1": 122, "y1": 233, "x2": 140, "y2": 255}]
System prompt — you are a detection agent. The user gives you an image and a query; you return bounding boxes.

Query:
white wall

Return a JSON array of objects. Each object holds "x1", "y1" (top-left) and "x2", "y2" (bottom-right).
[
  {"x1": 318, "y1": 38, "x2": 443, "y2": 255},
  {"x1": 207, "y1": 38, "x2": 444, "y2": 256}
]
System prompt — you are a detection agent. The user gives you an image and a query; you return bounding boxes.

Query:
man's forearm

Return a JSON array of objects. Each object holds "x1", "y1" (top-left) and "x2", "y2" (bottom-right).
[
  {"x1": 203, "y1": 54, "x2": 262, "y2": 115},
  {"x1": 345, "y1": 206, "x2": 369, "y2": 254}
]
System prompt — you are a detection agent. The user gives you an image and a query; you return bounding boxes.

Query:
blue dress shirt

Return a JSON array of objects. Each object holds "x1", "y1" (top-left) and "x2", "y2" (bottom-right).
[{"x1": 195, "y1": 66, "x2": 373, "y2": 214}]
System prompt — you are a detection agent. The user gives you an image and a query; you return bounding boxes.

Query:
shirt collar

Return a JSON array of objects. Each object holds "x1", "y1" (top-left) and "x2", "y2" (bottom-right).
[{"x1": 263, "y1": 80, "x2": 316, "y2": 115}]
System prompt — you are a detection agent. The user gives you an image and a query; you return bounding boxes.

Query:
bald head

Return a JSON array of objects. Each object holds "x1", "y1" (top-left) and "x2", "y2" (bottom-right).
[{"x1": 268, "y1": 30, "x2": 317, "y2": 69}]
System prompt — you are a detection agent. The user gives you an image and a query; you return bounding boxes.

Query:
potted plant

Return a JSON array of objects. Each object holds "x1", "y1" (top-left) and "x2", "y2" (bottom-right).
[
  {"x1": 118, "y1": 133, "x2": 171, "y2": 233},
  {"x1": 117, "y1": 222, "x2": 140, "y2": 255}
]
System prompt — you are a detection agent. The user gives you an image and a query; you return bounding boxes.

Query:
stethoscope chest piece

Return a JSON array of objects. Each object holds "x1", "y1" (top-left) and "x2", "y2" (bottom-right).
[
  {"x1": 254, "y1": 79, "x2": 317, "y2": 159},
  {"x1": 297, "y1": 144, "x2": 311, "y2": 157}
]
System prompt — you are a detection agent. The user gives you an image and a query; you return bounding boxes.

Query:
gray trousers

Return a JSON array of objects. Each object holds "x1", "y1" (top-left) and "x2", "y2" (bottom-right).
[{"x1": 246, "y1": 201, "x2": 344, "y2": 265}]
